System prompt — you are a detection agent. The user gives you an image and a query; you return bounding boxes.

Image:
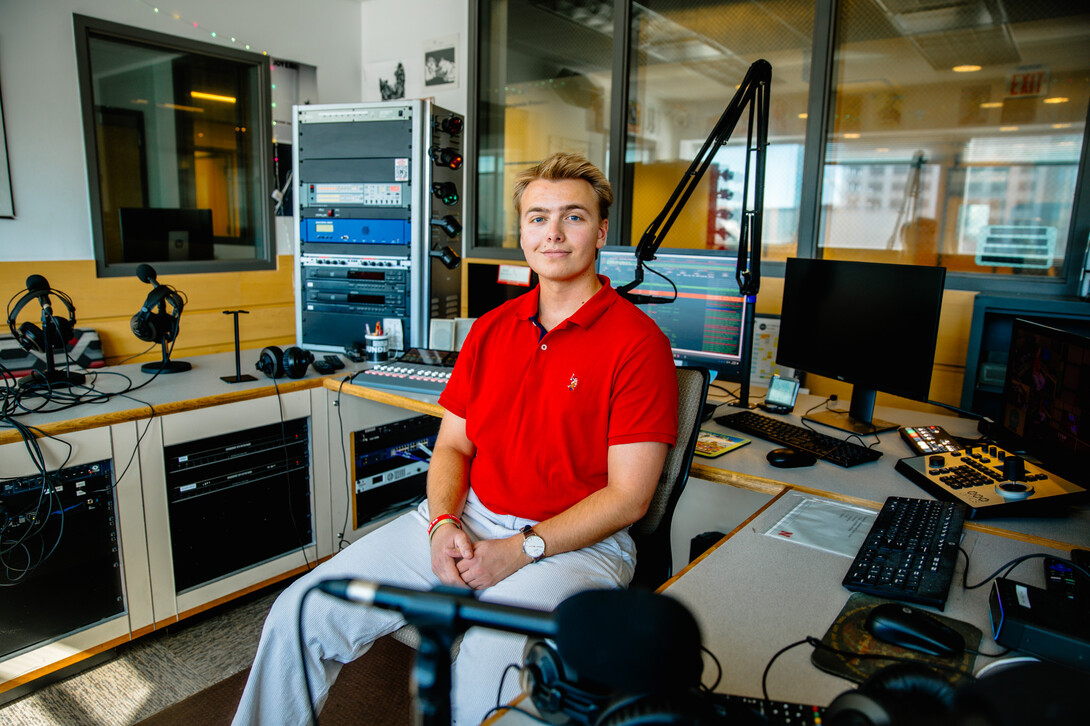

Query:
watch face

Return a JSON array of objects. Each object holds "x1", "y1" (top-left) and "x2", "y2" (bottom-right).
[{"x1": 523, "y1": 534, "x2": 545, "y2": 559}]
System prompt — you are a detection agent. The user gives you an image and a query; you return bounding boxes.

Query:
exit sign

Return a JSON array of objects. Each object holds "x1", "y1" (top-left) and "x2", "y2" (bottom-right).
[{"x1": 1007, "y1": 66, "x2": 1049, "y2": 97}]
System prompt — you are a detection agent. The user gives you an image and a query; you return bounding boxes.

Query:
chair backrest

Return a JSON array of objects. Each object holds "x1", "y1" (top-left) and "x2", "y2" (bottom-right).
[{"x1": 629, "y1": 366, "x2": 710, "y2": 590}]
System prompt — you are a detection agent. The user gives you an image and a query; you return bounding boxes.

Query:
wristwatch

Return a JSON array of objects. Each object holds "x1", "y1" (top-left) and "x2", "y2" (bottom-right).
[{"x1": 520, "y1": 525, "x2": 546, "y2": 563}]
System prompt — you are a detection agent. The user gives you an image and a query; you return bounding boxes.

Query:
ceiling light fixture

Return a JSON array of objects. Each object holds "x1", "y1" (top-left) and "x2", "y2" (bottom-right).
[{"x1": 952, "y1": 65, "x2": 982, "y2": 73}]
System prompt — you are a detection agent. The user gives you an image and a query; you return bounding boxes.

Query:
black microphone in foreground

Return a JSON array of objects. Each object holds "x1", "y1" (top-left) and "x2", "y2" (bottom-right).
[
  {"x1": 317, "y1": 579, "x2": 559, "y2": 640},
  {"x1": 316, "y1": 581, "x2": 703, "y2": 694}
]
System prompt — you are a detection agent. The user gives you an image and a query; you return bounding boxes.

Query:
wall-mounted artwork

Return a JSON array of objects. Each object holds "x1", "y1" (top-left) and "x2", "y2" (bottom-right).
[{"x1": 424, "y1": 35, "x2": 458, "y2": 89}]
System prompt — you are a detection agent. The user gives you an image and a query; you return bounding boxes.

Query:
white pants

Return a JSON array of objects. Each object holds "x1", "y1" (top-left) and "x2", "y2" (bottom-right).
[{"x1": 232, "y1": 490, "x2": 637, "y2": 726}]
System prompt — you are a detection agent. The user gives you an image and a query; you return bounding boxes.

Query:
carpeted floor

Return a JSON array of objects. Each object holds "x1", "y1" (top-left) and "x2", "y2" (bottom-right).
[
  {"x1": 0, "y1": 584, "x2": 414, "y2": 726},
  {"x1": 136, "y1": 635, "x2": 415, "y2": 726}
]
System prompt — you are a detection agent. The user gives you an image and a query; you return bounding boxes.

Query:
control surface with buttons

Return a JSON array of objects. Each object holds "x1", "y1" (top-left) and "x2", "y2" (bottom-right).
[{"x1": 895, "y1": 443, "x2": 1084, "y2": 517}]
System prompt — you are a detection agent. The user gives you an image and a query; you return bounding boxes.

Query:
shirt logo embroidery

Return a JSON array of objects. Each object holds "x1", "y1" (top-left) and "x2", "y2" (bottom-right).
[{"x1": 568, "y1": 374, "x2": 578, "y2": 391}]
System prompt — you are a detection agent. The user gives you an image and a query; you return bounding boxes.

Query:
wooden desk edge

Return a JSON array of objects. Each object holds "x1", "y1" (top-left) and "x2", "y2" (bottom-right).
[
  {"x1": 324, "y1": 377, "x2": 445, "y2": 418},
  {"x1": 0, "y1": 376, "x2": 327, "y2": 445}
]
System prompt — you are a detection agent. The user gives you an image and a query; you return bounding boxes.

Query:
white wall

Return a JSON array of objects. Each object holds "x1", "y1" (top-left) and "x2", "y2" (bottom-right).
[
  {"x1": 359, "y1": 0, "x2": 468, "y2": 116},
  {"x1": 0, "y1": 0, "x2": 366, "y2": 262}
]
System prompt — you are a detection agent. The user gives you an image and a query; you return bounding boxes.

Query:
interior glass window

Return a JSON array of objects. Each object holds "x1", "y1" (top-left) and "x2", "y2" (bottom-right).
[
  {"x1": 818, "y1": 0, "x2": 1088, "y2": 282},
  {"x1": 76, "y1": 16, "x2": 273, "y2": 276}
]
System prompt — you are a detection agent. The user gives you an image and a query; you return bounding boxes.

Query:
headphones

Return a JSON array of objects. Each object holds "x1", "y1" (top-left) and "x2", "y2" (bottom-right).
[
  {"x1": 7, "y1": 283, "x2": 77, "y2": 353},
  {"x1": 824, "y1": 664, "x2": 957, "y2": 726},
  {"x1": 130, "y1": 284, "x2": 184, "y2": 344},
  {"x1": 521, "y1": 641, "x2": 716, "y2": 726},
  {"x1": 255, "y1": 345, "x2": 314, "y2": 379}
]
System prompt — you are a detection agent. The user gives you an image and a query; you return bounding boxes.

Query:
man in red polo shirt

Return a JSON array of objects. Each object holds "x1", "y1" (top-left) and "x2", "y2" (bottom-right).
[{"x1": 233, "y1": 153, "x2": 678, "y2": 726}]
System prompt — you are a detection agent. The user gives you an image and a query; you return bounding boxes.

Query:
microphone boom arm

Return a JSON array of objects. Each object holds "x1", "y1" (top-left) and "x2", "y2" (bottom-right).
[{"x1": 617, "y1": 58, "x2": 771, "y2": 300}]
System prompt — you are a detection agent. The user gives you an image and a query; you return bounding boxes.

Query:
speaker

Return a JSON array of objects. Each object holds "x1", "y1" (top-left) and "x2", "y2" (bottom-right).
[
  {"x1": 130, "y1": 285, "x2": 184, "y2": 344},
  {"x1": 7, "y1": 283, "x2": 77, "y2": 353},
  {"x1": 255, "y1": 345, "x2": 314, "y2": 379}
]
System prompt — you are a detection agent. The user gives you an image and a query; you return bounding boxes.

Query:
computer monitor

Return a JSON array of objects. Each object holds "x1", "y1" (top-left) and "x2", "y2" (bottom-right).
[
  {"x1": 776, "y1": 257, "x2": 947, "y2": 435},
  {"x1": 119, "y1": 207, "x2": 214, "y2": 262},
  {"x1": 999, "y1": 318, "x2": 1087, "y2": 486},
  {"x1": 597, "y1": 246, "x2": 750, "y2": 382}
]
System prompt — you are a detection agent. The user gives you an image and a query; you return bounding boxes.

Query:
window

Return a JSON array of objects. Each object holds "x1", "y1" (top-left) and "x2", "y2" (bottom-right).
[
  {"x1": 626, "y1": 0, "x2": 815, "y2": 260},
  {"x1": 471, "y1": 1, "x2": 1090, "y2": 294},
  {"x1": 75, "y1": 15, "x2": 274, "y2": 277},
  {"x1": 473, "y1": 0, "x2": 615, "y2": 251},
  {"x1": 818, "y1": 0, "x2": 1089, "y2": 293}
]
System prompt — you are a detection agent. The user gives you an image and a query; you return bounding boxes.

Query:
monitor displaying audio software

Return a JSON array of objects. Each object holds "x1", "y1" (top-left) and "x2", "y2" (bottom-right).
[
  {"x1": 776, "y1": 257, "x2": 946, "y2": 434},
  {"x1": 597, "y1": 246, "x2": 749, "y2": 381}
]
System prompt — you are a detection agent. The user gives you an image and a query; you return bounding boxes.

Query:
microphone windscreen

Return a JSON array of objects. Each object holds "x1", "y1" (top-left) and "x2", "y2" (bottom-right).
[
  {"x1": 26, "y1": 274, "x2": 50, "y2": 292},
  {"x1": 136, "y1": 264, "x2": 158, "y2": 284},
  {"x1": 553, "y1": 589, "x2": 703, "y2": 695}
]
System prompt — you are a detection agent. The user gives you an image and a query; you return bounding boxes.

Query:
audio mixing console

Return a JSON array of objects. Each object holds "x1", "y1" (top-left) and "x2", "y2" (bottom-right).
[{"x1": 895, "y1": 442, "x2": 1084, "y2": 517}]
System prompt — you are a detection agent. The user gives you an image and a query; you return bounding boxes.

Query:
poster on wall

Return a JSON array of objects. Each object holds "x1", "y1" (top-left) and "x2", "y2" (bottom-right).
[
  {"x1": 0, "y1": 66, "x2": 13, "y2": 218},
  {"x1": 424, "y1": 35, "x2": 458, "y2": 89},
  {"x1": 366, "y1": 60, "x2": 406, "y2": 101}
]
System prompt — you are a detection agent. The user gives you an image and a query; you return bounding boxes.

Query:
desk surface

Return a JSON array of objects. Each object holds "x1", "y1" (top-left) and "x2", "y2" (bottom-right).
[
  {"x1": 693, "y1": 396, "x2": 1089, "y2": 550},
  {"x1": 663, "y1": 490, "x2": 1072, "y2": 705}
]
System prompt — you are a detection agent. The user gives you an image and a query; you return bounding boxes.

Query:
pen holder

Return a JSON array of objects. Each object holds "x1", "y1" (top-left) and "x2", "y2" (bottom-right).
[{"x1": 365, "y1": 333, "x2": 390, "y2": 362}]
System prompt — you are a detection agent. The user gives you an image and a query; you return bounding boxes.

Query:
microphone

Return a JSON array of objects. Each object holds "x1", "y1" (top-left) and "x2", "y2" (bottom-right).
[
  {"x1": 25, "y1": 274, "x2": 54, "y2": 317},
  {"x1": 317, "y1": 579, "x2": 559, "y2": 639},
  {"x1": 318, "y1": 581, "x2": 703, "y2": 694},
  {"x1": 136, "y1": 264, "x2": 160, "y2": 286}
]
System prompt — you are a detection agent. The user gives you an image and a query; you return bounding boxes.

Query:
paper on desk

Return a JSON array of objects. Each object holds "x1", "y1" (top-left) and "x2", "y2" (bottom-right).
[{"x1": 764, "y1": 496, "x2": 876, "y2": 558}]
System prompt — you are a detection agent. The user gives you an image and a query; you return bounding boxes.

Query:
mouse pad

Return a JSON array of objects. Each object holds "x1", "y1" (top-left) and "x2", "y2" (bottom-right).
[{"x1": 811, "y1": 593, "x2": 981, "y2": 686}]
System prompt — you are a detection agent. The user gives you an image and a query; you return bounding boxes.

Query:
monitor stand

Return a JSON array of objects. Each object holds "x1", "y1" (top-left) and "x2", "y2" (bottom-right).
[{"x1": 803, "y1": 386, "x2": 899, "y2": 435}]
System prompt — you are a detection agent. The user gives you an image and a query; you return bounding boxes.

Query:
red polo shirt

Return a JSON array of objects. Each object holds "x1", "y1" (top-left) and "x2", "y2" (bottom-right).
[{"x1": 439, "y1": 276, "x2": 679, "y2": 520}]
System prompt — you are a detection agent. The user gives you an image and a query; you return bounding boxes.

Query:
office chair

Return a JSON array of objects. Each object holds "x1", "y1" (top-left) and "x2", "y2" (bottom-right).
[{"x1": 629, "y1": 365, "x2": 710, "y2": 590}]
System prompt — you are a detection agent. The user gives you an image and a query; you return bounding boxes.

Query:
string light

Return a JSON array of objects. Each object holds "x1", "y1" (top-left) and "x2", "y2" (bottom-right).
[
  {"x1": 133, "y1": 0, "x2": 269, "y2": 56},
  {"x1": 132, "y1": 0, "x2": 281, "y2": 133}
]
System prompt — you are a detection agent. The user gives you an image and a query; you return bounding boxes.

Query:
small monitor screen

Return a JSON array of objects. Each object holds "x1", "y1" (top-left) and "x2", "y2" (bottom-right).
[
  {"x1": 1000, "y1": 319, "x2": 1088, "y2": 485},
  {"x1": 119, "y1": 207, "x2": 214, "y2": 262},
  {"x1": 777, "y1": 257, "x2": 946, "y2": 434},
  {"x1": 597, "y1": 246, "x2": 748, "y2": 381}
]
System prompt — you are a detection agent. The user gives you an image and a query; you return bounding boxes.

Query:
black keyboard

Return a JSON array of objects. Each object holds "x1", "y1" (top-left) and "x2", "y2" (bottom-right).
[
  {"x1": 843, "y1": 496, "x2": 967, "y2": 609},
  {"x1": 715, "y1": 410, "x2": 882, "y2": 467},
  {"x1": 712, "y1": 694, "x2": 824, "y2": 725}
]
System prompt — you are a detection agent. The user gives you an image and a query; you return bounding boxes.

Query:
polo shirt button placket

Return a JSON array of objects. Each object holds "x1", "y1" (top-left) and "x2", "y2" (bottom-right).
[{"x1": 540, "y1": 344, "x2": 547, "y2": 351}]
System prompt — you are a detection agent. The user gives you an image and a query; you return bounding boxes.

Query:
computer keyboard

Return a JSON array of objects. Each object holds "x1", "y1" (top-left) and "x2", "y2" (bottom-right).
[
  {"x1": 842, "y1": 496, "x2": 967, "y2": 609},
  {"x1": 715, "y1": 410, "x2": 883, "y2": 467}
]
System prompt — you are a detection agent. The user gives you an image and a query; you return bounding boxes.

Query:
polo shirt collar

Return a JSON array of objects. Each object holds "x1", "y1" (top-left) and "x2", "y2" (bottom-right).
[{"x1": 515, "y1": 275, "x2": 617, "y2": 331}]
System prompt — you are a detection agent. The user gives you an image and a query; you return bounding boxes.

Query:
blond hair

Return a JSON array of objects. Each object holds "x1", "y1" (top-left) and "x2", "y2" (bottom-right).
[{"x1": 512, "y1": 152, "x2": 613, "y2": 221}]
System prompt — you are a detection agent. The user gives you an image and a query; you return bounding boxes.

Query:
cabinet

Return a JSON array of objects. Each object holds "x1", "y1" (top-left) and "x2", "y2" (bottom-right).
[{"x1": 0, "y1": 424, "x2": 151, "y2": 701}]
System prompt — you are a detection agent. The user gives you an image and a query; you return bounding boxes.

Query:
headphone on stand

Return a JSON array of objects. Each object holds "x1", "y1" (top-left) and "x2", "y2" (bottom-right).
[
  {"x1": 255, "y1": 345, "x2": 314, "y2": 379},
  {"x1": 7, "y1": 279, "x2": 77, "y2": 353},
  {"x1": 130, "y1": 284, "x2": 185, "y2": 344}
]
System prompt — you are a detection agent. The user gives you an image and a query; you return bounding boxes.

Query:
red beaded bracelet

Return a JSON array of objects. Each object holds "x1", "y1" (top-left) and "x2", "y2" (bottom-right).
[{"x1": 427, "y1": 513, "x2": 463, "y2": 537}]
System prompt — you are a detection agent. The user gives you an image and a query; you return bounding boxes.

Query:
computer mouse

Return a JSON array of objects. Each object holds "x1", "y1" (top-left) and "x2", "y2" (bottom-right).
[
  {"x1": 865, "y1": 603, "x2": 965, "y2": 658},
  {"x1": 766, "y1": 447, "x2": 817, "y2": 468}
]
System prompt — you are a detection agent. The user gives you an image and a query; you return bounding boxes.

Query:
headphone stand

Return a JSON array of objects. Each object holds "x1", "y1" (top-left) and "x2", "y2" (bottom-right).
[
  {"x1": 19, "y1": 311, "x2": 86, "y2": 390},
  {"x1": 141, "y1": 337, "x2": 192, "y2": 374}
]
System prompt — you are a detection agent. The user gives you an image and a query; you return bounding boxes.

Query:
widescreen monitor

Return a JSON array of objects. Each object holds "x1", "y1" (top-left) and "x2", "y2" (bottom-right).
[
  {"x1": 119, "y1": 207, "x2": 214, "y2": 263},
  {"x1": 597, "y1": 246, "x2": 749, "y2": 382},
  {"x1": 999, "y1": 319, "x2": 1087, "y2": 487},
  {"x1": 776, "y1": 257, "x2": 946, "y2": 434}
]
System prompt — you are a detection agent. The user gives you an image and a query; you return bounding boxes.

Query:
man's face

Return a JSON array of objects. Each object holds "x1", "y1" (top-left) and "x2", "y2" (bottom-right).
[{"x1": 519, "y1": 178, "x2": 608, "y2": 285}]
